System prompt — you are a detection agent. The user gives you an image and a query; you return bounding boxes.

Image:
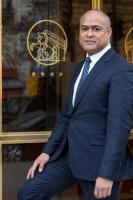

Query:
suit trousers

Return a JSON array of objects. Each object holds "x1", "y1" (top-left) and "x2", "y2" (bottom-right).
[{"x1": 18, "y1": 148, "x2": 120, "y2": 200}]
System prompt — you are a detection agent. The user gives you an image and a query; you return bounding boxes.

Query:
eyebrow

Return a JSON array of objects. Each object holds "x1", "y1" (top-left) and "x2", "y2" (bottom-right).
[{"x1": 80, "y1": 25, "x2": 102, "y2": 28}]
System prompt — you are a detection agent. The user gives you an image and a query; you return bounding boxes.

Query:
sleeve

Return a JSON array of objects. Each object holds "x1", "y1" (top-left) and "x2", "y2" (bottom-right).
[
  {"x1": 42, "y1": 101, "x2": 70, "y2": 155},
  {"x1": 97, "y1": 66, "x2": 133, "y2": 180}
]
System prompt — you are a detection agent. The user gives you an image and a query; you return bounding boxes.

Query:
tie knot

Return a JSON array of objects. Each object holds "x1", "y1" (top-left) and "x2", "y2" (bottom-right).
[{"x1": 85, "y1": 57, "x2": 91, "y2": 64}]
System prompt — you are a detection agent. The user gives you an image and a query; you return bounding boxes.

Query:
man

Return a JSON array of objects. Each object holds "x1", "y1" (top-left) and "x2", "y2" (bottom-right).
[{"x1": 18, "y1": 10, "x2": 133, "y2": 200}]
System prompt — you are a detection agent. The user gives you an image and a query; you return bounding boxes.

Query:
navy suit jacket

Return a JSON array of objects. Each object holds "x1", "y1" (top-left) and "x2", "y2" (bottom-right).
[{"x1": 43, "y1": 48, "x2": 133, "y2": 181}]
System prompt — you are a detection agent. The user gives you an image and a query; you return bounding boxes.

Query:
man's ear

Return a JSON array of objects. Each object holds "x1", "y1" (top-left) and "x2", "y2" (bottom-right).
[{"x1": 107, "y1": 28, "x2": 112, "y2": 37}]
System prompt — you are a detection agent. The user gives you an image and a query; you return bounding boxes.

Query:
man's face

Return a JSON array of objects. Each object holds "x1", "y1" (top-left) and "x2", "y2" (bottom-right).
[{"x1": 79, "y1": 11, "x2": 112, "y2": 55}]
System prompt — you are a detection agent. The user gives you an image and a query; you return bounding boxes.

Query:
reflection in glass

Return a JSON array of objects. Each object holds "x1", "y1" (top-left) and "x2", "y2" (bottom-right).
[
  {"x1": 103, "y1": 0, "x2": 133, "y2": 58},
  {"x1": 2, "y1": 143, "x2": 83, "y2": 200},
  {"x1": 2, "y1": 0, "x2": 91, "y2": 132},
  {"x1": 2, "y1": 0, "x2": 60, "y2": 132}
]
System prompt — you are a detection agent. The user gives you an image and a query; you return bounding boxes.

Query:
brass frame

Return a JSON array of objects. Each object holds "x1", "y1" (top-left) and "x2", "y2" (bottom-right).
[
  {"x1": 0, "y1": 0, "x2": 132, "y2": 199},
  {"x1": 92, "y1": 0, "x2": 103, "y2": 10},
  {"x1": 0, "y1": 0, "x2": 2, "y2": 198}
]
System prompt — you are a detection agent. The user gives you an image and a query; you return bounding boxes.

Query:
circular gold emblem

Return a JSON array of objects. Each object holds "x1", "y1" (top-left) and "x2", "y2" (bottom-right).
[
  {"x1": 124, "y1": 27, "x2": 133, "y2": 63},
  {"x1": 27, "y1": 20, "x2": 68, "y2": 66}
]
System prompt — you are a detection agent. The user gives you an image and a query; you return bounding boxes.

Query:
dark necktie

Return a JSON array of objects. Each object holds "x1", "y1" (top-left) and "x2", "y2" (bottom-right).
[{"x1": 75, "y1": 57, "x2": 91, "y2": 99}]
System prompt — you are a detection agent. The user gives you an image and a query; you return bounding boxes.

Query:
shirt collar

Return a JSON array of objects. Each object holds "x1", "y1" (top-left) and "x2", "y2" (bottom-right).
[{"x1": 86, "y1": 44, "x2": 111, "y2": 64}]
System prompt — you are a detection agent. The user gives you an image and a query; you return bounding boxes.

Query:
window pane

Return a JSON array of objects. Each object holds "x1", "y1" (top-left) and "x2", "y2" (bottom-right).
[
  {"x1": 103, "y1": 0, "x2": 133, "y2": 62},
  {"x1": 2, "y1": 0, "x2": 91, "y2": 132}
]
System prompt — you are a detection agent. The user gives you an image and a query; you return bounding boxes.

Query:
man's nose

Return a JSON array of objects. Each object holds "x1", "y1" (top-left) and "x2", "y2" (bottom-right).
[{"x1": 86, "y1": 29, "x2": 93, "y2": 37}]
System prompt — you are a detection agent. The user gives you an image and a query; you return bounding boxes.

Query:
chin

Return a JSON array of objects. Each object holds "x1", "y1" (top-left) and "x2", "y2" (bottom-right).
[
  {"x1": 85, "y1": 49, "x2": 97, "y2": 55},
  {"x1": 82, "y1": 45, "x2": 96, "y2": 54}
]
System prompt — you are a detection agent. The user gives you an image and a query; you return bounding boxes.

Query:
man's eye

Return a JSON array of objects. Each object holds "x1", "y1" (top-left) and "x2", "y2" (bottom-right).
[
  {"x1": 81, "y1": 27, "x2": 88, "y2": 31},
  {"x1": 93, "y1": 27, "x2": 101, "y2": 31}
]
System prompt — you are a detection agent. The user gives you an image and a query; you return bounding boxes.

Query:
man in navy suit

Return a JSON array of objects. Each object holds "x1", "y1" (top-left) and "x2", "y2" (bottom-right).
[{"x1": 18, "y1": 10, "x2": 133, "y2": 200}]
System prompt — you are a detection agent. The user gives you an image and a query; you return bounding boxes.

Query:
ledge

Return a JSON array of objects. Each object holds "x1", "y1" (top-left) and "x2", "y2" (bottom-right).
[
  {"x1": 0, "y1": 131, "x2": 51, "y2": 144},
  {"x1": 0, "y1": 129, "x2": 133, "y2": 144}
]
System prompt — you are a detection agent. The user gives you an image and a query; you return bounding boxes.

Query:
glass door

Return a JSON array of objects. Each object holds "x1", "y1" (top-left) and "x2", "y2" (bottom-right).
[
  {"x1": 1, "y1": 0, "x2": 133, "y2": 199},
  {"x1": 1, "y1": 0, "x2": 93, "y2": 199}
]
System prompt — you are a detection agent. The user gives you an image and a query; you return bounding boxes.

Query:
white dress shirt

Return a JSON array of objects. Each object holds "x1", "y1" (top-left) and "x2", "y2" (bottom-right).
[{"x1": 72, "y1": 44, "x2": 111, "y2": 106}]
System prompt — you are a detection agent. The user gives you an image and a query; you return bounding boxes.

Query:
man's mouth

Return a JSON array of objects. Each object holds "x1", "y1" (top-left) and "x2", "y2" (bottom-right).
[{"x1": 84, "y1": 41, "x2": 96, "y2": 44}]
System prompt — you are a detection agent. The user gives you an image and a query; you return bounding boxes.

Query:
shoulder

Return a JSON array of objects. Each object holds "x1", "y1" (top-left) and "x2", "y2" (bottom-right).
[
  {"x1": 105, "y1": 50, "x2": 133, "y2": 85},
  {"x1": 105, "y1": 50, "x2": 133, "y2": 76},
  {"x1": 112, "y1": 50, "x2": 132, "y2": 69}
]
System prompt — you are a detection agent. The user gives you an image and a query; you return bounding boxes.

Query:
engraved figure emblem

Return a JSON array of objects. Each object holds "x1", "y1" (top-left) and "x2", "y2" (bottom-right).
[
  {"x1": 27, "y1": 20, "x2": 68, "y2": 66},
  {"x1": 125, "y1": 27, "x2": 133, "y2": 63}
]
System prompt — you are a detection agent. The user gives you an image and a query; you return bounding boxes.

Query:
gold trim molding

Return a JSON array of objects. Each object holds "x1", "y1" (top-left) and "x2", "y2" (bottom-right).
[
  {"x1": 92, "y1": 0, "x2": 103, "y2": 10},
  {"x1": 0, "y1": 0, "x2": 2, "y2": 199},
  {"x1": 0, "y1": 130, "x2": 132, "y2": 144},
  {"x1": 0, "y1": 0, "x2": 2, "y2": 135},
  {"x1": 0, "y1": 131, "x2": 51, "y2": 144}
]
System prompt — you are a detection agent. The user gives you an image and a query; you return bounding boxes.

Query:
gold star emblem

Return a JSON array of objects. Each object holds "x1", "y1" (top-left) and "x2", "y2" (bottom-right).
[
  {"x1": 32, "y1": 72, "x2": 36, "y2": 76},
  {"x1": 59, "y1": 72, "x2": 63, "y2": 77},
  {"x1": 50, "y1": 72, "x2": 54, "y2": 77},
  {"x1": 40, "y1": 72, "x2": 45, "y2": 77}
]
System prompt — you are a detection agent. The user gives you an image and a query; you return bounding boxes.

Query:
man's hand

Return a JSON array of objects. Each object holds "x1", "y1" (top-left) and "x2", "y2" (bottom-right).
[
  {"x1": 27, "y1": 153, "x2": 50, "y2": 179},
  {"x1": 94, "y1": 177, "x2": 113, "y2": 199}
]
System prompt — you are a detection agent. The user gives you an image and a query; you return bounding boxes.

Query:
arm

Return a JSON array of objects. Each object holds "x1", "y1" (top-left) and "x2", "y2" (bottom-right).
[
  {"x1": 98, "y1": 67, "x2": 133, "y2": 179},
  {"x1": 42, "y1": 101, "x2": 70, "y2": 155},
  {"x1": 27, "y1": 62, "x2": 83, "y2": 179},
  {"x1": 94, "y1": 65, "x2": 133, "y2": 199}
]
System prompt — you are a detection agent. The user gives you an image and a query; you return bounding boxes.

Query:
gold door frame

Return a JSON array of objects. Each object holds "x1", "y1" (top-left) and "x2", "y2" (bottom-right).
[
  {"x1": 0, "y1": 0, "x2": 1, "y2": 128},
  {"x1": 0, "y1": 0, "x2": 132, "y2": 199}
]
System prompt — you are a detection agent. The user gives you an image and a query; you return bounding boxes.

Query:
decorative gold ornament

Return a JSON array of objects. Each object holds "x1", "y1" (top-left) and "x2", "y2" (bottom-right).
[
  {"x1": 27, "y1": 20, "x2": 68, "y2": 66},
  {"x1": 125, "y1": 27, "x2": 133, "y2": 63}
]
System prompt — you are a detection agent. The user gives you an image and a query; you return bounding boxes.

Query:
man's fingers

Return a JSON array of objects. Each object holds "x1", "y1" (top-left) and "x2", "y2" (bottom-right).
[
  {"x1": 38, "y1": 154, "x2": 49, "y2": 172},
  {"x1": 94, "y1": 186, "x2": 112, "y2": 199},
  {"x1": 94, "y1": 177, "x2": 113, "y2": 199},
  {"x1": 39, "y1": 161, "x2": 45, "y2": 172},
  {"x1": 94, "y1": 186, "x2": 99, "y2": 199},
  {"x1": 30, "y1": 166, "x2": 36, "y2": 178},
  {"x1": 26, "y1": 168, "x2": 32, "y2": 180},
  {"x1": 98, "y1": 187, "x2": 103, "y2": 199},
  {"x1": 26, "y1": 153, "x2": 50, "y2": 180},
  {"x1": 107, "y1": 187, "x2": 112, "y2": 197},
  {"x1": 26, "y1": 161, "x2": 39, "y2": 179},
  {"x1": 30, "y1": 161, "x2": 39, "y2": 178},
  {"x1": 102, "y1": 187, "x2": 110, "y2": 198}
]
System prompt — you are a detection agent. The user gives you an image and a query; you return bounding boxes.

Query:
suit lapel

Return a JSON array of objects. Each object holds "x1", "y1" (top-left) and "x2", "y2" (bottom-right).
[{"x1": 71, "y1": 48, "x2": 115, "y2": 113}]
